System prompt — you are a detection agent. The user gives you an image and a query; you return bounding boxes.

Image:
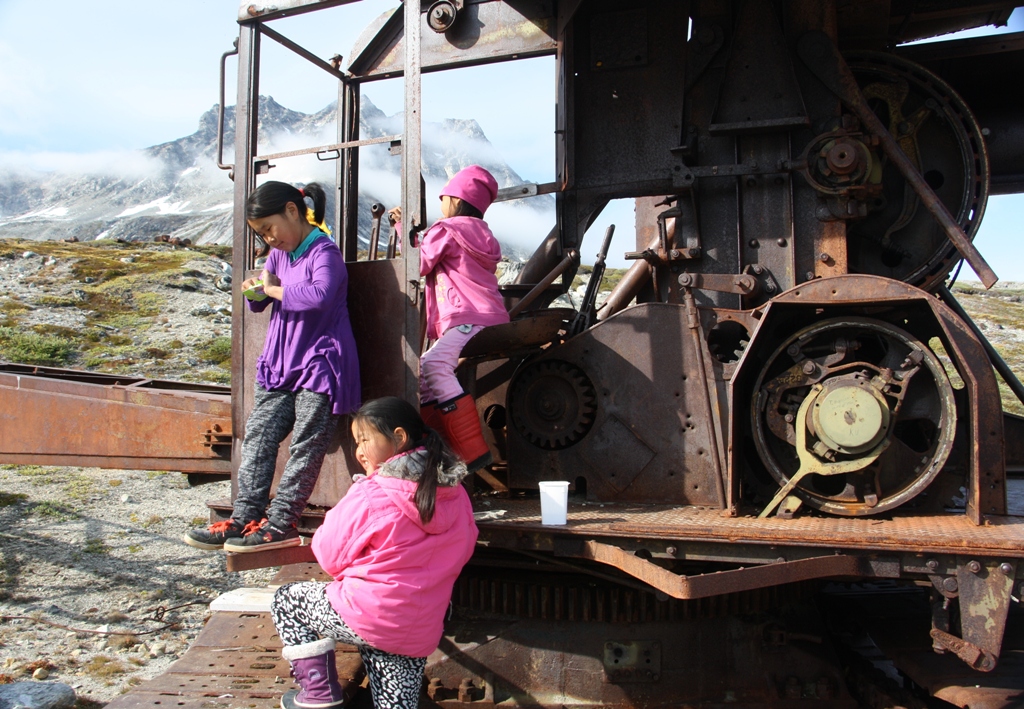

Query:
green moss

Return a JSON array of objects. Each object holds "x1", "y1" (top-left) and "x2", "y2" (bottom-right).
[
  {"x1": 35, "y1": 295, "x2": 81, "y2": 307},
  {"x1": 30, "y1": 500, "x2": 78, "y2": 521},
  {"x1": 197, "y1": 337, "x2": 232, "y2": 366},
  {"x1": 0, "y1": 327, "x2": 74, "y2": 365},
  {"x1": 0, "y1": 492, "x2": 27, "y2": 507},
  {"x1": 0, "y1": 300, "x2": 30, "y2": 314},
  {"x1": 83, "y1": 537, "x2": 109, "y2": 554}
]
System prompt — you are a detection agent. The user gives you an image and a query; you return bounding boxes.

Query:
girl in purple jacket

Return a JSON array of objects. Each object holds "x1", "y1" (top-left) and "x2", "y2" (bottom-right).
[
  {"x1": 184, "y1": 181, "x2": 360, "y2": 553},
  {"x1": 393, "y1": 165, "x2": 510, "y2": 472},
  {"x1": 271, "y1": 396, "x2": 477, "y2": 709}
]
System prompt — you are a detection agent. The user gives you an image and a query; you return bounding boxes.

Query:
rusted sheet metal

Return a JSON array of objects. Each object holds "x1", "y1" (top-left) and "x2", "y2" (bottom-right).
[
  {"x1": 0, "y1": 365, "x2": 231, "y2": 473},
  {"x1": 957, "y1": 559, "x2": 1019, "y2": 668},
  {"x1": 507, "y1": 303, "x2": 728, "y2": 506},
  {"x1": 347, "y1": 0, "x2": 558, "y2": 80},
  {"x1": 566, "y1": 540, "x2": 864, "y2": 599},
  {"x1": 473, "y1": 498, "x2": 1024, "y2": 558},
  {"x1": 237, "y1": 259, "x2": 410, "y2": 509},
  {"x1": 1005, "y1": 413, "x2": 1024, "y2": 474},
  {"x1": 104, "y1": 610, "x2": 364, "y2": 709}
]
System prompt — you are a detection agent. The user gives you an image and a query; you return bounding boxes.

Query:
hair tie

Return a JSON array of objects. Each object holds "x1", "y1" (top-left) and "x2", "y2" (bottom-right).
[{"x1": 298, "y1": 187, "x2": 306, "y2": 197}]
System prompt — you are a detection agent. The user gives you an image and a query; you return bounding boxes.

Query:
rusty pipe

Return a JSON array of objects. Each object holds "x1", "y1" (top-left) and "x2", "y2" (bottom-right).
[
  {"x1": 508, "y1": 250, "x2": 579, "y2": 320},
  {"x1": 797, "y1": 31, "x2": 998, "y2": 289},
  {"x1": 597, "y1": 233, "x2": 661, "y2": 321},
  {"x1": 368, "y1": 203, "x2": 385, "y2": 260}
]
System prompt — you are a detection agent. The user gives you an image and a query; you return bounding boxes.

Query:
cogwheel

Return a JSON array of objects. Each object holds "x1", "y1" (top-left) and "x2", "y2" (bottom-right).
[{"x1": 509, "y1": 360, "x2": 598, "y2": 450}]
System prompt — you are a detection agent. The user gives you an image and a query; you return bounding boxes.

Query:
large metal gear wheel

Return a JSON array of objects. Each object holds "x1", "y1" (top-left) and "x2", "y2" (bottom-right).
[
  {"x1": 509, "y1": 360, "x2": 597, "y2": 450},
  {"x1": 845, "y1": 52, "x2": 989, "y2": 291}
]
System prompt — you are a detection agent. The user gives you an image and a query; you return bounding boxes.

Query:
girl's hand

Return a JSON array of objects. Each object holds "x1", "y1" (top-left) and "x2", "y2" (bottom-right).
[
  {"x1": 260, "y1": 270, "x2": 284, "y2": 301},
  {"x1": 388, "y1": 207, "x2": 401, "y2": 226},
  {"x1": 241, "y1": 276, "x2": 262, "y2": 292}
]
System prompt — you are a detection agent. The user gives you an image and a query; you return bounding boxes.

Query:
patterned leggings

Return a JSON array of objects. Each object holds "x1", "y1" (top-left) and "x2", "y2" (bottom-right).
[{"x1": 271, "y1": 582, "x2": 427, "y2": 709}]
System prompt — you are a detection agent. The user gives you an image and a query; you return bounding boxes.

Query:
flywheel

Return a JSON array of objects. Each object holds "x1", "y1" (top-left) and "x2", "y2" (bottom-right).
[
  {"x1": 751, "y1": 317, "x2": 957, "y2": 516},
  {"x1": 844, "y1": 52, "x2": 989, "y2": 290}
]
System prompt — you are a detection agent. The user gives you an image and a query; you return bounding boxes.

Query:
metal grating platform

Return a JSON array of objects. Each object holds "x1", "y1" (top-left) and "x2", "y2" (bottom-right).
[{"x1": 474, "y1": 498, "x2": 1024, "y2": 557}]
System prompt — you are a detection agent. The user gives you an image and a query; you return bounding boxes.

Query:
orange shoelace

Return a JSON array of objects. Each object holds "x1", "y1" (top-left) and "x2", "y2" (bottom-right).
[
  {"x1": 241, "y1": 518, "x2": 267, "y2": 537},
  {"x1": 207, "y1": 519, "x2": 237, "y2": 533}
]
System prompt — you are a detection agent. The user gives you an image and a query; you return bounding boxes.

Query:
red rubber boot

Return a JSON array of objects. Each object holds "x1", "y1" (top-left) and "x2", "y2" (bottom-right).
[{"x1": 436, "y1": 394, "x2": 492, "y2": 472}]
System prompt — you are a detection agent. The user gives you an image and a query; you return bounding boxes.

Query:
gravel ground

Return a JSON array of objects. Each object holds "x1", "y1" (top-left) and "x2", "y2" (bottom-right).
[{"x1": 0, "y1": 465, "x2": 275, "y2": 704}]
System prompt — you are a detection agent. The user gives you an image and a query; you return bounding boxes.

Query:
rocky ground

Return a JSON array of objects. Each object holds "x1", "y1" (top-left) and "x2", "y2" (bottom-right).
[
  {"x1": 0, "y1": 468, "x2": 274, "y2": 705},
  {"x1": 0, "y1": 237, "x2": 1022, "y2": 706}
]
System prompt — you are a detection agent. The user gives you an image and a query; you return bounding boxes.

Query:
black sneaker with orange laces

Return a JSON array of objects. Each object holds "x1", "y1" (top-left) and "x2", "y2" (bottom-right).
[
  {"x1": 183, "y1": 518, "x2": 247, "y2": 550},
  {"x1": 222, "y1": 518, "x2": 301, "y2": 553}
]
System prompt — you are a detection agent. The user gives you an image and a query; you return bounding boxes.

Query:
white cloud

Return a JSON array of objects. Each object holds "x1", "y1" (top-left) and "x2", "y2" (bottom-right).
[{"x1": 0, "y1": 149, "x2": 162, "y2": 178}]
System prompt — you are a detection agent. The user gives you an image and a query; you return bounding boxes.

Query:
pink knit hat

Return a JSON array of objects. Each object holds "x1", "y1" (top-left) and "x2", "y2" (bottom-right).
[{"x1": 440, "y1": 165, "x2": 498, "y2": 215}]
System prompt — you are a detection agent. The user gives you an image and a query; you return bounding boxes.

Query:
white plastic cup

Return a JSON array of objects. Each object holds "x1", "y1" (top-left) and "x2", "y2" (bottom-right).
[{"x1": 538, "y1": 481, "x2": 571, "y2": 525}]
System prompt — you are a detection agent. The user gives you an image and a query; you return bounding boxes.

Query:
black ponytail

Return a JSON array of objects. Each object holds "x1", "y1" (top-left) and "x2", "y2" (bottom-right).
[
  {"x1": 246, "y1": 180, "x2": 327, "y2": 228},
  {"x1": 352, "y1": 396, "x2": 457, "y2": 523}
]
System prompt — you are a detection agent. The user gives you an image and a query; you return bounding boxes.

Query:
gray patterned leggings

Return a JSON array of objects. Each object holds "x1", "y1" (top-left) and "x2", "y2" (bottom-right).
[
  {"x1": 271, "y1": 582, "x2": 427, "y2": 709},
  {"x1": 231, "y1": 384, "x2": 339, "y2": 529}
]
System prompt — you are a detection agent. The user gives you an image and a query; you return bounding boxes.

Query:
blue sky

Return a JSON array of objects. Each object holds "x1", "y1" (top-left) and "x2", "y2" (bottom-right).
[{"x1": 0, "y1": 1, "x2": 1021, "y2": 278}]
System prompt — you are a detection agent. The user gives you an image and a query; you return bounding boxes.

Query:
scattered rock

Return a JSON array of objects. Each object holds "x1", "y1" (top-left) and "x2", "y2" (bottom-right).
[
  {"x1": 215, "y1": 276, "x2": 232, "y2": 292},
  {"x1": 218, "y1": 262, "x2": 232, "y2": 275},
  {"x1": 120, "y1": 494, "x2": 133, "y2": 504},
  {"x1": 120, "y1": 257, "x2": 135, "y2": 264},
  {"x1": 32, "y1": 668, "x2": 48, "y2": 681},
  {"x1": 0, "y1": 682, "x2": 76, "y2": 709},
  {"x1": 22, "y1": 251, "x2": 37, "y2": 259},
  {"x1": 190, "y1": 305, "x2": 214, "y2": 317},
  {"x1": 61, "y1": 236, "x2": 79, "y2": 243}
]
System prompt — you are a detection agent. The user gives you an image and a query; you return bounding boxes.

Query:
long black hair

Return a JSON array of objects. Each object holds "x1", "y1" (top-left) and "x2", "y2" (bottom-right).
[
  {"x1": 246, "y1": 181, "x2": 327, "y2": 228},
  {"x1": 352, "y1": 396, "x2": 456, "y2": 523},
  {"x1": 448, "y1": 198, "x2": 483, "y2": 219}
]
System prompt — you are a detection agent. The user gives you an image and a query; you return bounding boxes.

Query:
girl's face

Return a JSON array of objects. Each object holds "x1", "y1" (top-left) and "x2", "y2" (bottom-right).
[
  {"x1": 440, "y1": 195, "x2": 461, "y2": 219},
  {"x1": 247, "y1": 201, "x2": 306, "y2": 252},
  {"x1": 352, "y1": 419, "x2": 408, "y2": 471}
]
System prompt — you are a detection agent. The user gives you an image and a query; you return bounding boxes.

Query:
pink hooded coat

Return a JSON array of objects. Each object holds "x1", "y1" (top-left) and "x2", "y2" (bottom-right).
[
  {"x1": 311, "y1": 469, "x2": 478, "y2": 658},
  {"x1": 418, "y1": 216, "x2": 509, "y2": 340}
]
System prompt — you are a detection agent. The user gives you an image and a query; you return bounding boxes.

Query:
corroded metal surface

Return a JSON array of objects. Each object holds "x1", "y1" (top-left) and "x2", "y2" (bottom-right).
[{"x1": 474, "y1": 498, "x2": 1024, "y2": 557}]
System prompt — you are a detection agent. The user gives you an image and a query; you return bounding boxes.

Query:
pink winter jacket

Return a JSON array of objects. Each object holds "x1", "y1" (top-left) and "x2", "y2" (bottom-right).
[
  {"x1": 415, "y1": 216, "x2": 510, "y2": 340},
  {"x1": 311, "y1": 455, "x2": 478, "y2": 658}
]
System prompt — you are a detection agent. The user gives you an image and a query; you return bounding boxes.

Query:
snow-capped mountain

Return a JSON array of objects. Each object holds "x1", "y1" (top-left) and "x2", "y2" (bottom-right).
[{"x1": 0, "y1": 96, "x2": 552, "y2": 257}]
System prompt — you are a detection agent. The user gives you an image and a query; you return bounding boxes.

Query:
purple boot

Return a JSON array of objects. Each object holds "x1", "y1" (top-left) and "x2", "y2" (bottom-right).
[{"x1": 281, "y1": 638, "x2": 346, "y2": 709}]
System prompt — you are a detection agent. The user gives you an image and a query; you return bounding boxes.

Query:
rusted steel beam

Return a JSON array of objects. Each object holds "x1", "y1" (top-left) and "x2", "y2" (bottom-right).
[
  {"x1": 226, "y1": 543, "x2": 316, "y2": 573},
  {"x1": 0, "y1": 366, "x2": 231, "y2": 473},
  {"x1": 568, "y1": 540, "x2": 866, "y2": 599}
]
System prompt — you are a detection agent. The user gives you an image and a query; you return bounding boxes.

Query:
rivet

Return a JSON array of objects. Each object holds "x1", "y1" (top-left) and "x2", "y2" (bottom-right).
[
  {"x1": 749, "y1": 239, "x2": 760, "y2": 248},
  {"x1": 777, "y1": 238, "x2": 787, "y2": 247},
  {"x1": 967, "y1": 560, "x2": 981, "y2": 574},
  {"x1": 666, "y1": 546, "x2": 678, "y2": 556},
  {"x1": 1000, "y1": 563, "x2": 1013, "y2": 575},
  {"x1": 926, "y1": 559, "x2": 939, "y2": 571}
]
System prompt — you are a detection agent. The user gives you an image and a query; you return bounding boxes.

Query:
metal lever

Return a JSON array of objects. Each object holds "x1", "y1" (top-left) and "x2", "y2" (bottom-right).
[
  {"x1": 569, "y1": 225, "x2": 615, "y2": 336},
  {"x1": 368, "y1": 203, "x2": 385, "y2": 260}
]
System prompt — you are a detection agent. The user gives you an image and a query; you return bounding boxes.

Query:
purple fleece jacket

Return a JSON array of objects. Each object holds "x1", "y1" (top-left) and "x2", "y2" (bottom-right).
[
  {"x1": 417, "y1": 216, "x2": 509, "y2": 340},
  {"x1": 247, "y1": 233, "x2": 360, "y2": 415}
]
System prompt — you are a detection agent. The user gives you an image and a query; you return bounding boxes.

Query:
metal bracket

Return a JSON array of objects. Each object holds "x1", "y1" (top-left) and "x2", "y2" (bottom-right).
[
  {"x1": 677, "y1": 272, "x2": 759, "y2": 296},
  {"x1": 953, "y1": 558, "x2": 1017, "y2": 670}
]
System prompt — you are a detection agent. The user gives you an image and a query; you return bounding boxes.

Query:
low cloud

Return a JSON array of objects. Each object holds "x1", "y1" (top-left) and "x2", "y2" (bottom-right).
[{"x1": 0, "y1": 149, "x2": 163, "y2": 179}]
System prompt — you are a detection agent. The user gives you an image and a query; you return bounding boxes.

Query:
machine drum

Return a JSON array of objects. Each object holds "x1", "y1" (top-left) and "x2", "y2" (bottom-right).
[
  {"x1": 843, "y1": 52, "x2": 989, "y2": 291},
  {"x1": 509, "y1": 360, "x2": 597, "y2": 450},
  {"x1": 752, "y1": 317, "x2": 957, "y2": 516}
]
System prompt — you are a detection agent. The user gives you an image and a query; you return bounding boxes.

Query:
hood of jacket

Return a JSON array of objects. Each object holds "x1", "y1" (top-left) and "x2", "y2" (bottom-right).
[
  {"x1": 373, "y1": 448, "x2": 469, "y2": 534},
  {"x1": 436, "y1": 217, "x2": 501, "y2": 271}
]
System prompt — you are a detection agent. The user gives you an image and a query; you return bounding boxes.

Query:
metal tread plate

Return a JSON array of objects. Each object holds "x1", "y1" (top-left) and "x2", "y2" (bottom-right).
[
  {"x1": 103, "y1": 611, "x2": 363, "y2": 709},
  {"x1": 475, "y1": 499, "x2": 1024, "y2": 557}
]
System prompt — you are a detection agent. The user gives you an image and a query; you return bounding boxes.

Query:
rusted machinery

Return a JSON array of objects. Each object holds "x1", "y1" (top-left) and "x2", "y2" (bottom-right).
[{"x1": 203, "y1": 1, "x2": 1024, "y2": 707}]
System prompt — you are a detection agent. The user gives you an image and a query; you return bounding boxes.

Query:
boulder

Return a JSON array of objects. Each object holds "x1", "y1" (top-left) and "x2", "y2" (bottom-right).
[{"x1": 0, "y1": 682, "x2": 76, "y2": 709}]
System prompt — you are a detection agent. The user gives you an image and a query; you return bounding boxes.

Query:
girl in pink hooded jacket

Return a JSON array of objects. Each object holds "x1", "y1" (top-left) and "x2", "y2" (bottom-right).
[
  {"x1": 270, "y1": 396, "x2": 477, "y2": 709},
  {"x1": 392, "y1": 165, "x2": 509, "y2": 472}
]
